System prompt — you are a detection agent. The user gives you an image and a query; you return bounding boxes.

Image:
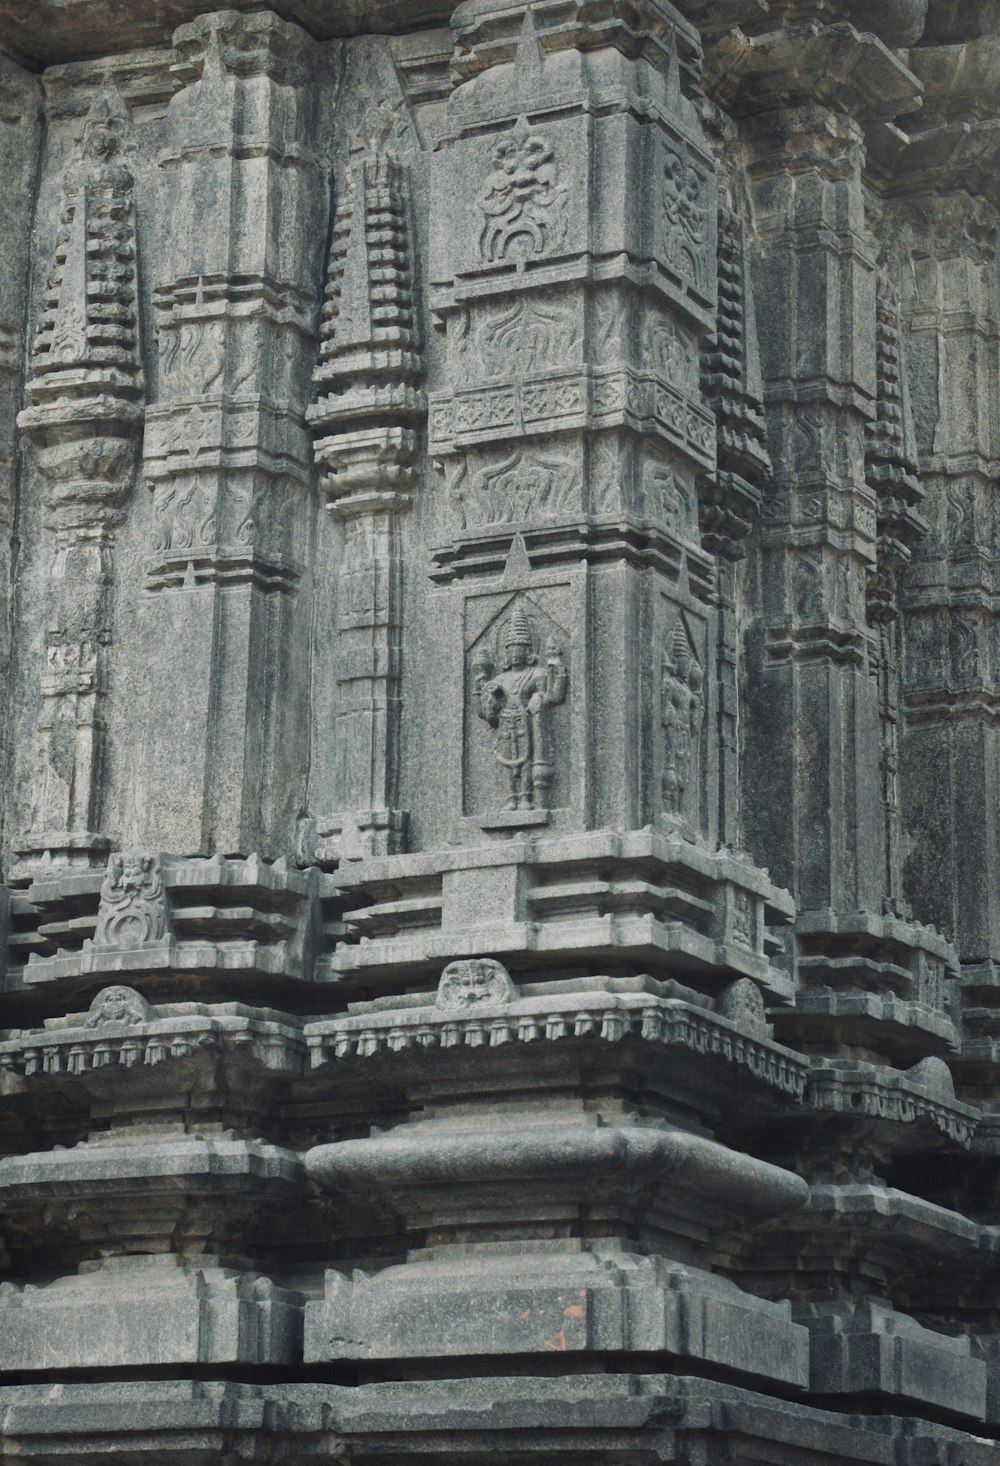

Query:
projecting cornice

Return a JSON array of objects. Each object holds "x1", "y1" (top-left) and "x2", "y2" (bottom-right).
[{"x1": 0, "y1": 0, "x2": 454, "y2": 65}]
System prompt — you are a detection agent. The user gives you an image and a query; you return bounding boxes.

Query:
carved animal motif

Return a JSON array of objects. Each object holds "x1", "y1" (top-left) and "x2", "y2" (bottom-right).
[
  {"x1": 85, "y1": 984, "x2": 153, "y2": 1028},
  {"x1": 436, "y1": 958, "x2": 516, "y2": 1009}
]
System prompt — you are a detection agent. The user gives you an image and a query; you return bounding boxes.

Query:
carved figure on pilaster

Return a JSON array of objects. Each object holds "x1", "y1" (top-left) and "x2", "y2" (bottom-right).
[
  {"x1": 661, "y1": 622, "x2": 704, "y2": 818},
  {"x1": 472, "y1": 606, "x2": 568, "y2": 813},
  {"x1": 16, "y1": 80, "x2": 143, "y2": 870}
]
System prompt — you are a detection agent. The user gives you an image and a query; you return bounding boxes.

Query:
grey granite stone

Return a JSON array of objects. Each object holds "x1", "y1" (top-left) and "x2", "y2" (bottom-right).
[{"x1": 0, "y1": 0, "x2": 1000, "y2": 1460}]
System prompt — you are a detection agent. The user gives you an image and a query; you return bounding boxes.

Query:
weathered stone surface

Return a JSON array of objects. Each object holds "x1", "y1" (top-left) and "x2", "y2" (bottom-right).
[{"x1": 1, "y1": 0, "x2": 1000, "y2": 1460}]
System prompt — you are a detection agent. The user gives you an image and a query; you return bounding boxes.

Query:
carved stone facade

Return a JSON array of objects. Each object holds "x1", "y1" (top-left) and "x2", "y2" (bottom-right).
[{"x1": 0, "y1": 3, "x2": 999, "y2": 1464}]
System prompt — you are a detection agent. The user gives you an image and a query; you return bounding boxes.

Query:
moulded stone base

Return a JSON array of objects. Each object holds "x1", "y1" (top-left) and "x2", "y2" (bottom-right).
[
  {"x1": 800, "y1": 1300, "x2": 987, "y2": 1421},
  {"x1": 0, "y1": 1258, "x2": 303, "y2": 1370},
  {"x1": 304, "y1": 1251, "x2": 810, "y2": 1387}
]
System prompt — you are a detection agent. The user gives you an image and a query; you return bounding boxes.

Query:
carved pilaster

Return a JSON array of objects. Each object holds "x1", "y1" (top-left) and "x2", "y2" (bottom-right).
[
  {"x1": 428, "y1": 2, "x2": 725, "y2": 840},
  {"x1": 893, "y1": 187, "x2": 1000, "y2": 1054},
  {"x1": 699, "y1": 202, "x2": 771, "y2": 844},
  {"x1": 137, "y1": 11, "x2": 329, "y2": 858},
  {"x1": 864, "y1": 266, "x2": 925, "y2": 913},
  {"x1": 0, "y1": 56, "x2": 41, "y2": 859},
  {"x1": 15, "y1": 82, "x2": 143, "y2": 873},
  {"x1": 306, "y1": 98, "x2": 425, "y2": 862},
  {"x1": 740, "y1": 70, "x2": 957, "y2": 1058}
]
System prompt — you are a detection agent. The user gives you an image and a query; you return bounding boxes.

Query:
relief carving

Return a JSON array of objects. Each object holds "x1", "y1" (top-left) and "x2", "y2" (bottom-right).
[
  {"x1": 85, "y1": 984, "x2": 154, "y2": 1028},
  {"x1": 94, "y1": 851, "x2": 167, "y2": 947},
  {"x1": 472, "y1": 605, "x2": 568, "y2": 812},
  {"x1": 661, "y1": 147, "x2": 708, "y2": 288},
  {"x1": 436, "y1": 958, "x2": 516, "y2": 1010},
  {"x1": 473, "y1": 296, "x2": 580, "y2": 379},
  {"x1": 643, "y1": 313, "x2": 697, "y2": 392},
  {"x1": 461, "y1": 450, "x2": 580, "y2": 529},
  {"x1": 478, "y1": 120, "x2": 569, "y2": 267},
  {"x1": 661, "y1": 621, "x2": 704, "y2": 817}
]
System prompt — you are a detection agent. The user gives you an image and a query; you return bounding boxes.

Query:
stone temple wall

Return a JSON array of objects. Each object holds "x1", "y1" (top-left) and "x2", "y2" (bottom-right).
[{"x1": 1, "y1": 0, "x2": 1000, "y2": 1461}]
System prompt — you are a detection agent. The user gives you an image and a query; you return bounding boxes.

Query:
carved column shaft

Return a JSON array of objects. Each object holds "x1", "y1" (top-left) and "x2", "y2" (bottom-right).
[
  {"x1": 306, "y1": 115, "x2": 424, "y2": 863},
  {"x1": 0, "y1": 56, "x2": 41, "y2": 856},
  {"x1": 743, "y1": 104, "x2": 882, "y2": 916},
  {"x1": 138, "y1": 11, "x2": 329, "y2": 858},
  {"x1": 15, "y1": 82, "x2": 143, "y2": 873}
]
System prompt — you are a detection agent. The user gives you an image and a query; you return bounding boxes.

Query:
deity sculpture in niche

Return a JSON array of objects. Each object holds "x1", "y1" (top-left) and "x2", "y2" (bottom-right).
[
  {"x1": 472, "y1": 605, "x2": 568, "y2": 812},
  {"x1": 661, "y1": 621, "x2": 704, "y2": 817}
]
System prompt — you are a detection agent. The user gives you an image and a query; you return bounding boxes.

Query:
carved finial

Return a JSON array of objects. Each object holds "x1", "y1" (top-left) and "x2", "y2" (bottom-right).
[
  {"x1": 718, "y1": 978, "x2": 770, "y2": 1038},
  {"x1": 502, "y1": 532, "x2": 532, "y2": 584},
  {"x1": 515, "y1": 6, "x2": 543, "y2": 98}
]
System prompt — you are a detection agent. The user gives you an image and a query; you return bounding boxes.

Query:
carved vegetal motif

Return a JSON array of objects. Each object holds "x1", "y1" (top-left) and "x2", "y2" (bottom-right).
[
  {"x1": 950, "y1": 613, "x2": 980, "y2": 682},
  {"x1": 472, "y1": 605, "x2": 569, "y2": 812},
  {"x1": 478, "y1": 119, "x2": 569, "y2": 266},
  {"x1": 661, "y1": 621, "x2": 704, "y2": 817},
  {"x1": 589, "y1": 435, "x2": 622, "y2": 514},
  {"x1": 85, "y1": 985, "x2": 153, "y2": 1028},
  {"x1": 646, "y1": 462, "x2": 692, "y2": 535},
  {"x1": 157, "y1": 319, "x2": 226, "y2": 397},
  {"x1": 151, "y1": 476, "x2": 217, "y2": 552},
  {"x1": 436, "y1": 958, "x2": 516, "y2": 1010},
  {"x1": 460, "y1": 450, "x2": 580, "y2": 529},
  {"x1": 472, "y1": 296, "x2": 580, "y2": 379},
  {"x1": 94, "y1": 851, "x2": 167, "y2": 947},
  {"x1": 643, "y1": 313, "x2": 698, "y2": 392},
  {"x1": 661, "y1": 147, "x2": 708, "y2": 287}
]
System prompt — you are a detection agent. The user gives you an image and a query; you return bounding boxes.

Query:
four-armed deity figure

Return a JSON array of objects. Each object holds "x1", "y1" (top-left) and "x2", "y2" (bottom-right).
[
  {"x1": 661, "y1": 622, "x2": 704, "y2": 817},
  {"x1": 472, "y1": 607, "x2": 569, "y2": 811}
]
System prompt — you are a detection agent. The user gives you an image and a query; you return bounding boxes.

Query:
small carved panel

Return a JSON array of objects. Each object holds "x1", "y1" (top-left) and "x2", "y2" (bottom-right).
[
  {"x1": 660, "y1": 611, "x2": 705, "y2": 826},
  {"x1": 94, "y1": 851, "x2": 167, "y2": 948},
  {"x1": 434, "y1": 114, "x2": 586, "y2": 284},
  {"x1": 85, "y1": 984, "x2": 154, "y2": 1028},
  {"x1": 436, "y1": 958, "x2": 516, "y2": 1009}
]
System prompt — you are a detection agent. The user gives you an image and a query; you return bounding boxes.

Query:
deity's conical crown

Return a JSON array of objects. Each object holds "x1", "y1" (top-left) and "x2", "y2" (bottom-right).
[
  {"x1": 505, "y1": 607, "x2": 533, "y2": 648},
  {"x1": 670, "y1": 622, "x2": 690, "y2": 674}
]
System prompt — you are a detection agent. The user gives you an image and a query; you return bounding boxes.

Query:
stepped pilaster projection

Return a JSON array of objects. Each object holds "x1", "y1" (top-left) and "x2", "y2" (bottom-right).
[
  {"x1": 0, "y1": 56, "x2": 41, "y2": 866},
  {"x1": 137, "y1": 10, "x2": 330, "y2": 858},
  {"x1": 735, "y1": 32, "x2": 959, "y2": 1069},
  {"x1": 15, "y1": 82, "x2": 144, "y2": 874},
  {"x1": 304, "y1": 60, "x2": 425, "y2": 863},
  {"x1": 886, "y1": 14, "x2": 1000, "y2": 1213},
  {"x1": 698, "y1": 201, "x2": 771, "y2": 845},
  {"x1": 865, "y1": 266, "x2": 925, "y2": 915}
]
